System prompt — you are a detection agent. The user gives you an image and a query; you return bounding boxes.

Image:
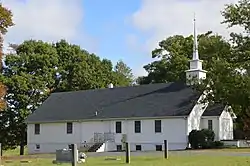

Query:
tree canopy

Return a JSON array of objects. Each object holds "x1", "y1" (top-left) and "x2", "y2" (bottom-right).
[
  {"x1": 137, "y1": 32, "x2": 232, "y2": 84},
  {"x1": 113, "y1": 60, "x2": 134, "y2": 86},
  {"x1": 0, "y1": 39, "x2": 134, "y2": 153},
  {"x1": 2, "y1": 0, "x2": 250, "y2": 154},
  {"x1": 138, "y1": 0, "x2": 250, "y2": 138},
  {"x1": 0, "y1": 3, "x2": 14, "y2": 110}
]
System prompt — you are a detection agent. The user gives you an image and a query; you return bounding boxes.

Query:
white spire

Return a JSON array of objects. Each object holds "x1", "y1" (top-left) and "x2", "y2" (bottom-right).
[
  {"x1": 193, "y1": 13, "x2": 199, "y2": 60},
  {"x1": 185, "y1": 13, "x2": 207, "y2": 85}
]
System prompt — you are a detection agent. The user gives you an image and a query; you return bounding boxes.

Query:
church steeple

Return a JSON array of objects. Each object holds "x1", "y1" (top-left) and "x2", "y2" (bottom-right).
[
  {"x1": 185, "y1": 14, "x2": 207, "y2": 85},
  {"x1": 193, "y1": 13, "x2": 199, "y2": 60}
]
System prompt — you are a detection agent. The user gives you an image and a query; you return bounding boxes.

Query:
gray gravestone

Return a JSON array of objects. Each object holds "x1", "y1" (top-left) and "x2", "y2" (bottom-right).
[{"x1": 55, "y1": 149, "x2": 79, "y2": 163}]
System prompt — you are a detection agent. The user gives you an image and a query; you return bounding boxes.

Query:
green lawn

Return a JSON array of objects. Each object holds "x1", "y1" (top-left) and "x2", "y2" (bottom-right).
[
  {"x1": 201, "y1": 147, "x2": 250, "y2": 152},
  {"x1": 1, "y1": 155, "x2": 250, "y2": 166},
  {"x1": 2, "y1": 147, "x2": 250, "y2": 166},
  {"x1": 2, "y1": 147, "x2": 28, "y2": 156}
]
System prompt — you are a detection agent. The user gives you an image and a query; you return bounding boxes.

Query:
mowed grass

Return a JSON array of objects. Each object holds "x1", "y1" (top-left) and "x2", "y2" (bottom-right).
[
  {"x1": 3, "y1": 147, "x2": 28, "y2": 156},
  {"x1": 1, "y1": 155, "x2": 250, "y2": 166},
  {"x1": 2, "y1": 147, "x2": 250, "y2": 166},
  {"x1": 202, "y1": 147, "x2": 250, "y2": 152}
]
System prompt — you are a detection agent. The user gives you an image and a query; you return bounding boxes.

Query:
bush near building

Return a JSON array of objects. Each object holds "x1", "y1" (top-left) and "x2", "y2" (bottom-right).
[{"x1": 188, "y1": 129, "x2": 224, "y2": 149}]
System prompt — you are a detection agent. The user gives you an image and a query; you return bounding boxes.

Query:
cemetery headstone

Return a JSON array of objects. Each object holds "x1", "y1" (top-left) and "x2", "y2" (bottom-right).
[{"x1": 53, "y1": 145, "x2": 84, "y2": 164}]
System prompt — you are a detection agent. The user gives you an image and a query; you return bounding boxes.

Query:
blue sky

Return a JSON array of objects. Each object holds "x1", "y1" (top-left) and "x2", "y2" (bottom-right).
[
  {"x1": 2, "y1": 0, "x2": 242, "y2": 77},
  {"x1": 79, "y1": 0, "x2": 150, "y2": 74}
]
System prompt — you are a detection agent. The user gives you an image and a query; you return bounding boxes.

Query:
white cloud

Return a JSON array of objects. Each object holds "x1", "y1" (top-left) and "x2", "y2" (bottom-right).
[
  {"x1": 1, "y1": 0, "x2": 87, "y2": 51},
  {"x1": 126, "y1": 34, "x2": 138, "y2": 50},
  {"x1": 126, "y1": 34, "x2": 144, "y2": 53},
  {"x1": 133, "y1": 66, "x2": 147, "y2": 77},
  {"x1": 129, "y1": 0, "x2": 243, "y2": 53},
  {"x1": 128, "y1": 0, "x2": 244, "y2": 77}
]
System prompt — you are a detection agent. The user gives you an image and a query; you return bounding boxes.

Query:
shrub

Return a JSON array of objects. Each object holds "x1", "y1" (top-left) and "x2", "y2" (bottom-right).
[
  {"x1": 188, "y1": 129, "x2": 219, "y2": 149},
  {"x1": 188, "y1": 130, "x2": 203, "y2": 149},
  {"x1": 212, "y1": 141, "x2": 224, "y2": 148},
  {"x1": 201, "y1": 129, "x2": 215, "y2": 141}
]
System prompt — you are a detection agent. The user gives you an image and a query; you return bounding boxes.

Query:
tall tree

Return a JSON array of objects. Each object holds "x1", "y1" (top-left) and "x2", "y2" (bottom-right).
[
  {"x1": 0, "y1": 4, "x2": 14, "y2": 110},
  {"x1": 1, "y1": 39, "x2": 134, "y2": 153},
  {"x1": 113, "y1": 60, "x2": 134, "y2": 86},
  {"x1": 52, "y1": 40, "x2": 123, "y2": 90},
  {"x1": 222, "y1": 0, "x2": 250, "y2": 70},
  {"x1": 137, "y1": 0, "x2": 250, "y2": 137},
  {"x1": 196, "y1": 0, "x2": 250, "y2": 138},
  {"x1": 1, "y1": 40, "x2": 58, "y2": 154},
  {"x1": 137, "y1": 32, "x2": 232, "y2": 84}
]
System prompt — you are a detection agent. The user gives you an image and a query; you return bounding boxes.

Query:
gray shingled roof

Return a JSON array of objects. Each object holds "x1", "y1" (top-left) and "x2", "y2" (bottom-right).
[
  {"x1": 26, "y1": 82, "x2": 223, "y2": 123},
  {"x1": 202, "y1": 103, "x2": 225, "y2": 116}
]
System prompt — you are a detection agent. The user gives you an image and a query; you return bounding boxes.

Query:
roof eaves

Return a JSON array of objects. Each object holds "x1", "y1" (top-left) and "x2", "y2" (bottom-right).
[{"x1": 26, "y1": 115, "x2": 189, "y2": 124}]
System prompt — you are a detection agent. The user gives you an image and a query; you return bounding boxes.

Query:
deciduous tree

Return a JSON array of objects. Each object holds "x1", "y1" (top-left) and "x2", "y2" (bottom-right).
[
  {"x1": 1, "y1": 39, "x2": 134, "y2": 153},
  {"x1": 137, "y1": 32, "x2": 232, "y2": 84},
  {"x1": 137, "y1": 0, "x2": 250, "y2": 138},
  {"x1": 197, "y1": 0, "x2": 250, "y2": 137},
  {"x1": 113, "y1": 60, "x2": 134, "y2": 86},
  {"x1": 0, "y1": 4, "x2": 14, "y2": 110}
]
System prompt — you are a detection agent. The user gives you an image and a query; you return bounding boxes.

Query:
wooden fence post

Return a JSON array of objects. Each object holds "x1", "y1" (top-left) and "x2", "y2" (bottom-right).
[
  {"x1": 0, "y1": 143, "x2": 1, "y2": 165},
  {"x1": 71, "y1": 144, "x2": 77, "y2": 166},
  {"x1": 164, "y1": 140, "x2": 168, "y2": 159},
  {"x1": 125, "y1": 142, "x2": 130, "y2": 163},
  {"x1": 0, "y1": 143, "x2": 2, "y2": 156}
]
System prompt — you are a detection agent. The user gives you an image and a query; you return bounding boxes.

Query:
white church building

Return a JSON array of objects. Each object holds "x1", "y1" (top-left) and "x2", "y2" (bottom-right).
[{"x1": 25, "y1": 18, "x2": 236, "y2": 154}]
